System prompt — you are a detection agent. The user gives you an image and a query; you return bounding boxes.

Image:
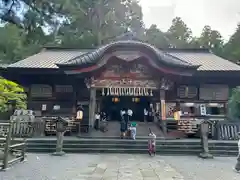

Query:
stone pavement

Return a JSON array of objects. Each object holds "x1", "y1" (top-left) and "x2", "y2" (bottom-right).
[
  {"x1": 76, "y1": 155, "x2": 183, "y2": 180},
  {"x1": 0, "y1": 154, "x2": 239, "y2": 180}
]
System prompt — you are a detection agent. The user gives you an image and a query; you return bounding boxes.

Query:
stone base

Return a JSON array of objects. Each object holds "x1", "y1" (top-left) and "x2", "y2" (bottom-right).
[
  {"x1": 199, "y1": 152, "x2": 213, "y2": 159},
  {"x1": 1, "y1": 167, "x2": 10, "y2": 171},
  {"x1": 52, "y1": 151, "x2": 65, "y2": 156}
]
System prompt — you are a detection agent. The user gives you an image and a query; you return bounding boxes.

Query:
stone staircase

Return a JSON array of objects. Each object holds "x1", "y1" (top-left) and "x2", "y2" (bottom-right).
[
  {"x1": 25, "y1": 137, "x2": 238, "y2": 156},
  {"x1": 86, "y1": 122, "x2": 164, "y2": 137}
]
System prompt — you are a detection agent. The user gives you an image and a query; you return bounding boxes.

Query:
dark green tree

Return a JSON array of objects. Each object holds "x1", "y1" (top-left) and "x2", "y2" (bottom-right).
[
  {"x1": 198, "y1": 25, "x2": 223, "y2": 54},
  {"x1": 223, "y1": 24, "x2": 240, "y2": 63},
  {"x1": 228, "y1": 88, "x2": 240, "y2": 121},
  {"x1": 145, "y1": 24, "x2": 170, "y2": 49},
  {"x1": 167, "y1": 17, "x2": 193, "y2": 48}
]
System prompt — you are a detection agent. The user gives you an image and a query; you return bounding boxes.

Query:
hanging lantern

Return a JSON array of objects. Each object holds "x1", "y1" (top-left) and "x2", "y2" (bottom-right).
[
  {"x1": 112, "y1": 97, "x2": 120, "y2": 103},
  {"x1": 135, "y1": 98, "x2": 140, "y2": 103}
]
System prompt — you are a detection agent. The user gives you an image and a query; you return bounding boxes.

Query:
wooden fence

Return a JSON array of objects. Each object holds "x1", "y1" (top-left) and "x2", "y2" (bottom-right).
[
  {"x1": 0, "y1": 117, "x2": 78, "y2": 138},
  {"x1": 214, "y1": 121, "x2": 240, "y2": 140},
  {"x1": 0, "y1": 118, "x2": 45, "y2": 138},
  {"x1": 0, "y1": 122, "x2": 26, "y2": 170}
]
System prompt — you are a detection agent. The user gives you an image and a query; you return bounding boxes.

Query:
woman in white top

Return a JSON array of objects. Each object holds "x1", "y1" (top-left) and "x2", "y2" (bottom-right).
[
  {"x1": 127, "y1": 108, "x2": 133, "y2": 121},
  {"x1": 144, "y1": 108, "x2": 148, "y2": 122},
  {"x1": 94, "y1": 112, "x2": 101, "y2": 130}
]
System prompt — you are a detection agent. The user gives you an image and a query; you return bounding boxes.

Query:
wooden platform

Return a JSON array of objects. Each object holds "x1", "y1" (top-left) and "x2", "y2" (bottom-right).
[{"x1": 79, "y1": 122, "x2": 185, "y2": 139}]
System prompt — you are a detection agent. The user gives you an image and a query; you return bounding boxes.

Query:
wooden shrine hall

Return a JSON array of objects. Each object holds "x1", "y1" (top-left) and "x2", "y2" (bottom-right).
[{"x1": 2, "y1": 33, "x2": 240, "y2": 133}]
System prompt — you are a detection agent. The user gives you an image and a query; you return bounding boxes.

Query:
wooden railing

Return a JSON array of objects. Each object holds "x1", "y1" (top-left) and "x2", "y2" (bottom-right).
[
  {"x1": 0, "y1": 118, "x2": 45, "y2": 138},
  {"x1": 214, "y1": 121, "x2": 240, "y2": 140},
  {"x1": 0, "y1": 121, "x2": 26, "y2": 170}
]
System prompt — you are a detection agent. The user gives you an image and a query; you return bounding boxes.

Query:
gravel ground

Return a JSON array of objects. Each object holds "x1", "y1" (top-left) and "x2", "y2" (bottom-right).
[{"x1": 0, "y1": 153, "x2": 239, "y2": 180}]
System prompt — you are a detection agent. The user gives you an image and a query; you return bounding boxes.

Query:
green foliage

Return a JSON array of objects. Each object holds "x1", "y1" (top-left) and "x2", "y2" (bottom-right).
[
  {"x1": 0, "y1": 77, "x2": 27, "y2": 112},
  {"x1": 145, "y1": 25, "x2": 170, "y2": 49},
  {"x1": 0, "y1": 0, "x2": 240, "y2": 64},
  {"x1": 167, "y1": 17, "x2": 193, "y2": 48},
  {"x1": 228, "y1": 88, "x2": 240, "y2": 121},
  {"x1": 223, "y1": 24, "x2": 240, "y2": 63}
]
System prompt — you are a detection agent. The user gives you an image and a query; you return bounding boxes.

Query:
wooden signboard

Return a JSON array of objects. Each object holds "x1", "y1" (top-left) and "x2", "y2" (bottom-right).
[
  {"x1": 177, "y1": 85, "x2": 198, "y2": 99},
  {"x1": 199, "y1": 84, "x2": 229, "y2": 100}
]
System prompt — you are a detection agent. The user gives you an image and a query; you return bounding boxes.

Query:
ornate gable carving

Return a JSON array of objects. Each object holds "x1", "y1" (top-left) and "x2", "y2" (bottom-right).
[{"x1": 99, "y1": 63, "x2": 152, "y2": 79}]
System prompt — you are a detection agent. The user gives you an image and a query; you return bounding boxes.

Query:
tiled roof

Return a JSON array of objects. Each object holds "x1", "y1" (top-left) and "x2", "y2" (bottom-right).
[
  {"x1": 59, "y1": 40, "x2": 196, "y2": 69},
  {"x1": 167, "y1": 49, "x2": 240, "y2": 71},
  {"x1": 8, "y1": 49, "x2": 89, "y2": 69},
  {"x1": 6, "y1": 47, "x2": 240, "y2": 72}
]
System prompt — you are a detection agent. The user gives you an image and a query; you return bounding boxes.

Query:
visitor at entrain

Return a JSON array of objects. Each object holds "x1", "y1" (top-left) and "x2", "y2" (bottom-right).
[
  {"x1": 234, "y1": 132, "x2": 240, "y2": 173},
  {"x1": 123, "y1": 108, "x2": 129, "y2": 133},
  {"x1": 148, "y1": 128, "x2": 156, "y2": 156},
  {"x1": 129, "y1": 121, "x2": 137, "y2": 140},
  {"x1": 100, "y1": 112, "x2": 108, "y2": 132},
  {"x1": 144, "y1": 108, "x2": 148, "y2": 122},
  {"x1": 120, "y1": 119, "x2": 126, "y2": 139},
  {"x1": 127, "y1": 108, "x2": 133, "y2": 122},
  {"x1": 94, "y1": 112, "x2": 101, "y2": 130},
  {"x1": 120, "y1": 108, "x2": 126, "y2": 121}
]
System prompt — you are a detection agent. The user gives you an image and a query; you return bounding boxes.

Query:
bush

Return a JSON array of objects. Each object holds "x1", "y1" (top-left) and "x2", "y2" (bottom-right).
[
  {"x1": 0, "y1": 77, "x2": 27, "y2": 112},
  {"x1": 228, "y1": 87, "x2": 240, "y2": 121}
]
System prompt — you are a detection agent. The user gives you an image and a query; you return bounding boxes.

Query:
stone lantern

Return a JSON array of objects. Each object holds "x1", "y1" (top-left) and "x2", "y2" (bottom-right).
[
  {"x1": 52, "y1": 117, "x2": 68, "y2": 156},
  {"x1": 199, "y1": 119, "x2": 213, "y2": 159}
]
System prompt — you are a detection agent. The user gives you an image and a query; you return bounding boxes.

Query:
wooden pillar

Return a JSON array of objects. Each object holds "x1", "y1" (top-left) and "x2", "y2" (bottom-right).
[
  {"x1": 72, "y1": 84, "x2": 77, "y2": 115},
  {"x1": 160, "y1": 90, "x2": 167, "y2": 136},
  {"x1": 89, "y1": 88, "x2": 96, "y2": 127}
]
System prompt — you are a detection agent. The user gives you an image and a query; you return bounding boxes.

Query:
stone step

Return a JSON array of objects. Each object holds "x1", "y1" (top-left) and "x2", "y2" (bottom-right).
[
  {"x1": 7, "y1": 137, "x2": 238, "y2": 156},
  {"x1": 26, "y1": 147, "x2": 238, "y2": 156},
  {"x1": 26, "y1": 143, "x2": 238, "y2": 151},
  {"x1": 25, "y1": 138, "x2": 238, "y2": 146}
]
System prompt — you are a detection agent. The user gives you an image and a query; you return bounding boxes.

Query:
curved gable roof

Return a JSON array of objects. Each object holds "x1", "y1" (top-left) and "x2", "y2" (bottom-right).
[{"x1": 57, "y1": 40, "x2": 198, "y2": 69}]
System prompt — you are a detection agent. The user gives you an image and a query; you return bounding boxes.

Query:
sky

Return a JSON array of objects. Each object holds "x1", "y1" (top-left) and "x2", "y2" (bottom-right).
[{"x1": 139, "y1": 0, "x2": 240, "y2": 40}]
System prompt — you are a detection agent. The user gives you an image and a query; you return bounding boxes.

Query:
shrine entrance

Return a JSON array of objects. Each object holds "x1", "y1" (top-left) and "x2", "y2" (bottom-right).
[
  {"x1": 101, "y1": 96, "x2": 151, "y2": 121},
  {"x1": 58, "y1": 35, "x2": 198, "y2": 135}
]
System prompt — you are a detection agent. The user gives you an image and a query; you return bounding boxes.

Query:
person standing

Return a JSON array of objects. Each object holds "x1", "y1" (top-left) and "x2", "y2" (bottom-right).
[
  {"x1": 129, "y1": 121, "x2": 137, "y2": 140},
  {"x1": 148, "y1": 128, "x2": 156, "y2": 156},
  {"x1": 120, "y1": 119, "x2": 126, "y2": 139},
  {"x1": 121, "y1": 108, "x2": 128, "y2": 134},
  {"x1": 120, "y1": 109, "x2": 126, "y2": 121},
  {"x1": 94, "y1": 112, "x2": 101, "y2": 130},
  {"x1": 144, "y1": 108, "x2": 148, "y2": 122},
  {"x1": 127, "y1": 108, "x2": 133, "y2": 122},
  {"x1": 234, "y1": 132, "x2": 240, "y2": 172},
  {"x1": 76, "y1": 105, "x2": 84, "y2": 135}
]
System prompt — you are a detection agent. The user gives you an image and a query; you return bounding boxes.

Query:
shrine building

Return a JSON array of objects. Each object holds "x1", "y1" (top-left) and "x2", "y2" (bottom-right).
[{"x1": 2, "y1": 35, "x2": 240, "y2": 128}]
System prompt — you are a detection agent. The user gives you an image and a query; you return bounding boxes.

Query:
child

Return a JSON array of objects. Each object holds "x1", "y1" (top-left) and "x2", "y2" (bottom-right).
[
  {"x1": 129, "y1": 122, "x2": 137, "y2": 140},
  {"x1": 148, "y1": 128, "x2": 156, "y2": 156}
]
